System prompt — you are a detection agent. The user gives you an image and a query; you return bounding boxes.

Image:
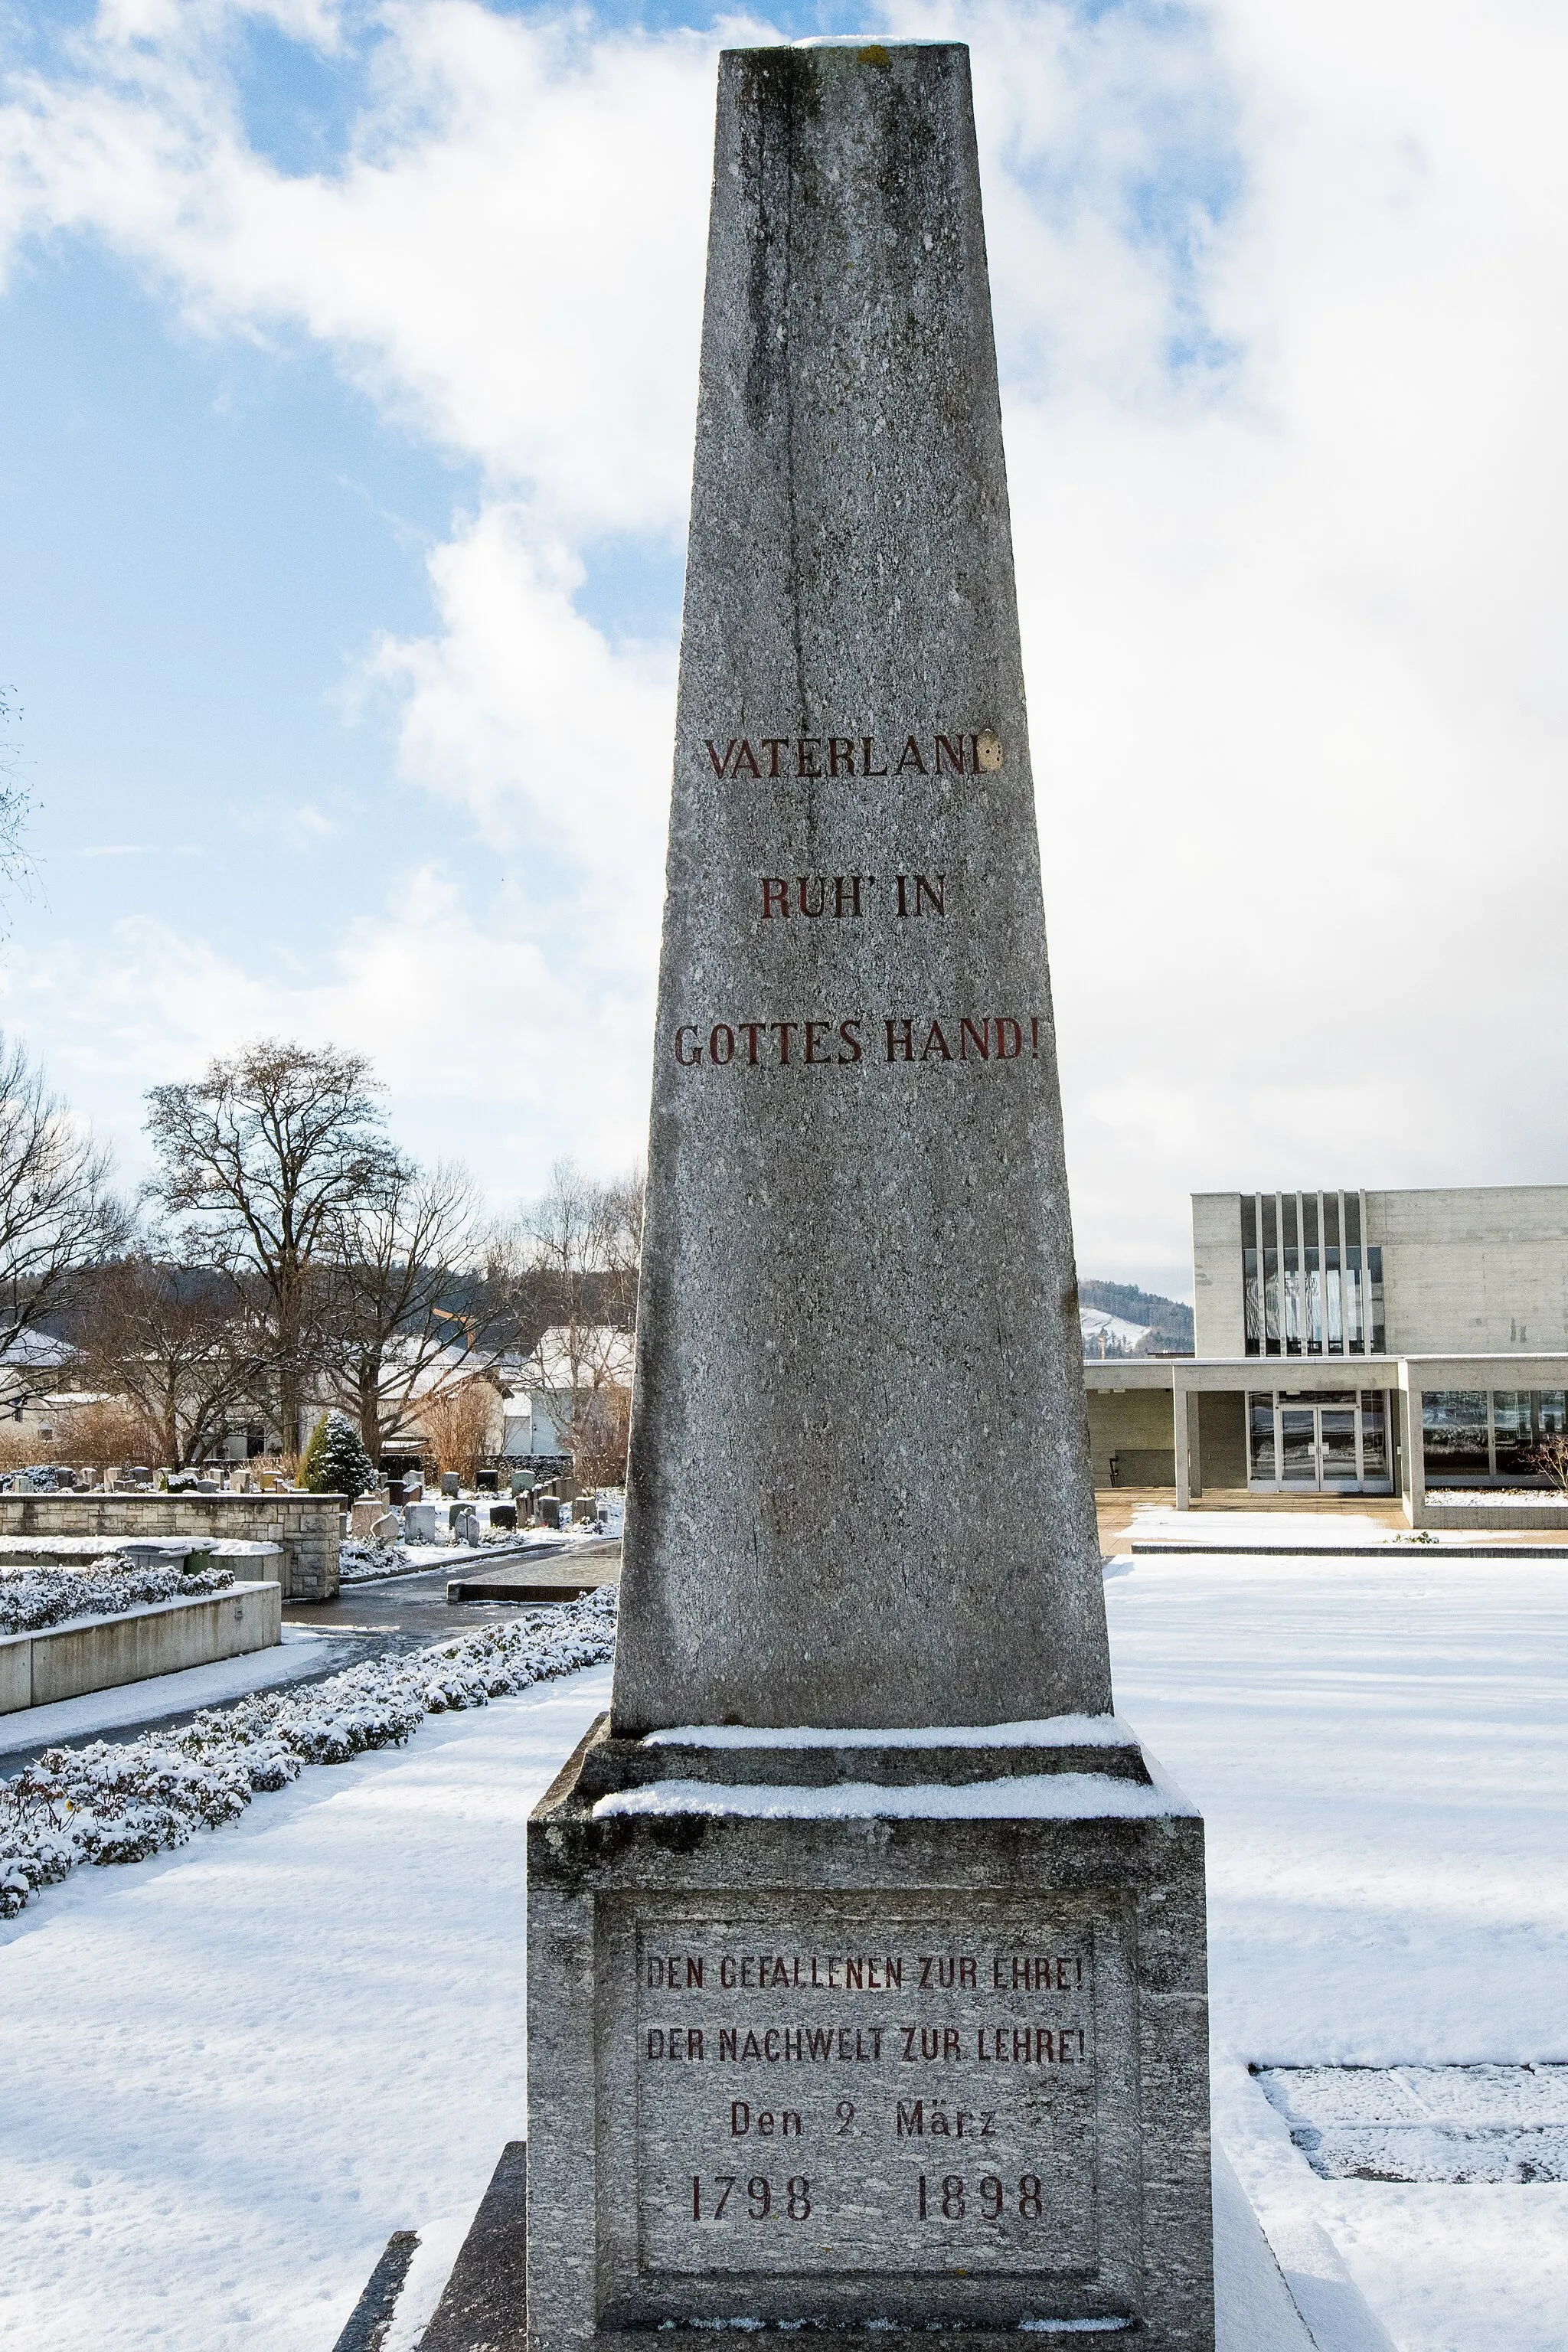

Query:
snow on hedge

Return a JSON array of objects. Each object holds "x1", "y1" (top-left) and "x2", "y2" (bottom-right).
[
  {"x1": 0, "y1": 1555, "x2": 236, "y2": 1638},
  {"x1": 0, "y1": 1584, "x2": 617, "y2": 1919},
  {"x1": 338, "y1": 1537, "x2": 413, "y2": 1583}
]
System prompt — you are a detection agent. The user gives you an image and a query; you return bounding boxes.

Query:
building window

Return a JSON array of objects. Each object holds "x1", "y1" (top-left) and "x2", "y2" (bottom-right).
[
  {"x1": 1493, "y1": 1392, "x2": 1533, "y2": 1478},
  {"x1": 1367, "y1": 1246, "x2": 1385, "y2": 1352},
  {"x1": 1243, "y1": 1247, "x2": 1263, "y2": 1351},
  {"x1": 1246, "y1": 1387, "x2": 1392, "y2": 1491},
  {"x1": 1242, "y1": 1191, "x2": 1377, "y2": 1355},
  {"x1": 1423, "y1": 1391, "x2": 1490, "y2": 1478},
  {"x1": 1248, "y1": 1393, "x2": 1276, "y2": 1479}
]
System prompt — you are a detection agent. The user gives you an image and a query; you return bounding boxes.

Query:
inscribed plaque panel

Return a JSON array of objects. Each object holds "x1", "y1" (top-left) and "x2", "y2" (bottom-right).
[{"x1": 634, "y1": 1903, "x2": 1102, "y2": 2278}]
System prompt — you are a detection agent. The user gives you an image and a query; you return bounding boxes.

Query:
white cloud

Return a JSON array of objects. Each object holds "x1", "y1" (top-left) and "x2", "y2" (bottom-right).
[
  {"x1": 0, "y1": 0, "x2": 722, "y2": 528},
  {"x1": 5, "y1": 0, "x2": 1568, "y2": 1289},
  {"x1": 0, "y1": 866, "x2": 655, "y2": 1204}
]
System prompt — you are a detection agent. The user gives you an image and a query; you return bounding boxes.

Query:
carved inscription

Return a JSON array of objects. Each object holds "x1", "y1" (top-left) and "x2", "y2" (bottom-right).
[
  {"x1": 672, "y1": 1016, "x2": 1045, "y2": 1068},
  {"x1": 635, "y1": 1909, "x2": 1098, "y2": 2278},
  {"x1": 675, "y1": 720, "x2": 1024, "y2": 1073},
  {"x1": 703, "y1": 731, "x2": 1001, "y2": 779},
  {"x1": 758, "y1": 876, "x2": 946, "y2": 919}
]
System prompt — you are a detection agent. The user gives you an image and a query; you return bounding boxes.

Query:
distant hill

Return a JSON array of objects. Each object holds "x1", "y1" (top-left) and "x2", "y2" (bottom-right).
[{"x1": 1079, "y1": 1279, "x2": 1194, "y2": 1357}]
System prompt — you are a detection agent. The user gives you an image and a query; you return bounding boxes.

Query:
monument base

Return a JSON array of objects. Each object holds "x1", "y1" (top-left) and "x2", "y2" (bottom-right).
[{"x1": 527, "y1": 1719, "x2": 1213, "y2": 2351}]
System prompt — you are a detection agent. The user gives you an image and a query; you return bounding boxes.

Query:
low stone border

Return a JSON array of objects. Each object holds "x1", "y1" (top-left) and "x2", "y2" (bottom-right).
[
  {"x1": 0, "y1": 1492, "x2": 342, "y2": 1600},
  {"x1": 0, "y1": 1582, "x2": 281, "y2": 1714}
]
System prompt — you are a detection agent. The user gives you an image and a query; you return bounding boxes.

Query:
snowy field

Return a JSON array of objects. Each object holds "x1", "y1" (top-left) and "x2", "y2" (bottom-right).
[
  {"x1": 0, "y1": 1537, "x2": 1565, "y2": 2349},
  {"x1": 1112, "y1": 1544, "x2": 1568, "y2": 2351}
]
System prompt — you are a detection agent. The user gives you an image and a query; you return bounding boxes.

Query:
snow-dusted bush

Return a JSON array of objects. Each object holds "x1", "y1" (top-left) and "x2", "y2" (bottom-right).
[
  {"x1": 0, "y1": 1555, "x2": 235, "y2": 1637},
  {"x1": 338, "y1": 1537, "x2": 413, "y2": 1583},
  {"x1": 0, "y1": 1584, "x2": 617, "y2": 1917}
]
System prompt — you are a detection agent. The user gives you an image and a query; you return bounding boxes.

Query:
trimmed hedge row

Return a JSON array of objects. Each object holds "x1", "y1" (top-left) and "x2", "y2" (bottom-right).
[{"x1": 0, "y1": 1584, "x2": 616, "y2": 1919}]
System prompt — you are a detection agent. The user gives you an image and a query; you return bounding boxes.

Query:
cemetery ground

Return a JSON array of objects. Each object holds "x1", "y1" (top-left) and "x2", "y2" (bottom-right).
[{"x1": 0, "y1": 1529, "x2": 1563, "y2": 2351}]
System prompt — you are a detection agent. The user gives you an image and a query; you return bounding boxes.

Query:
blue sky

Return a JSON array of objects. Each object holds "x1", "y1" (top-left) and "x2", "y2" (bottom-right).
[
  {"x1": 1, "y1": 0, "x2": 1566, "y2": 1295},
  {"x1": 0, "y1": 240, "x2": 467, "y2": 940}
]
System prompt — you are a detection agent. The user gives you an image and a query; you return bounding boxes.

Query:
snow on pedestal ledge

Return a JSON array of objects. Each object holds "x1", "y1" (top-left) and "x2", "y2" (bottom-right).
[
  {"x1": 592, "y1": 1766, "x2": 1198, "y2": 1823},
  {"x1": 642, "y1": 1712, "x2": 1142, "y2": 1751}
]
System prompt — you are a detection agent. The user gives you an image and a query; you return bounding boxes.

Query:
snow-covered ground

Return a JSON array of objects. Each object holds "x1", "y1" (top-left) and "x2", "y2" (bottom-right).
[
  {"x1": 1112, "y1": 1543, "x2": 1568, "y2": 2350},
  {"x1": 0, "y1": 1661, "x2": 614, "y2": 2351},
  {"x1": 339, "y1": 1521, "x2": 612, "y2": 1584},
  {"x1": 0, "y1": 1532, "x2": 1565, "y2": 2349}
]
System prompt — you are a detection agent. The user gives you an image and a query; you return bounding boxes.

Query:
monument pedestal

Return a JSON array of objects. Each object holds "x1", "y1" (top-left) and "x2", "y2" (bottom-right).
[
  {"x1": 526, "y1": 40, "x2": 1214, "y2": 2348},
  {"x1": 528, "y1": 1720, "x2": 1212, "y2": 2350}
]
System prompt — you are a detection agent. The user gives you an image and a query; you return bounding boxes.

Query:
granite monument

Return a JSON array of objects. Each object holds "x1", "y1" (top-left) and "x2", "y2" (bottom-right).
[{"x1": 528, "y1": 41, "x2": 1214, "y2": 2350}]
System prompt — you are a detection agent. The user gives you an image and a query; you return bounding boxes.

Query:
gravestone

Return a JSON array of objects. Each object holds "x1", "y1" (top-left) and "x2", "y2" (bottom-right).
[{"x1": 528, "y1": 41, "x2": 1212, "y2": 2352}]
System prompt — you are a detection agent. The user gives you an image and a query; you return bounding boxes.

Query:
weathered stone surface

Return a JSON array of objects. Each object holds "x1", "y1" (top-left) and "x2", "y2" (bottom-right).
[
  {"x1": 422, "y1": 2140, "x2": 529, "y2": 2352},
  {"x1": 613, "y1": 40, "x2": 1108, "y2": 1736},
  {"x1": 526, "y1": 42, "x2": 1213, "y2": 2352},
  {"x1": 528, "y1": 1722, "x2": 1214, "y2": 2350}
]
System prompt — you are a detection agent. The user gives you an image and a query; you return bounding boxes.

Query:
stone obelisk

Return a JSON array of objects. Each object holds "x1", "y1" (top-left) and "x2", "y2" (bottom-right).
[{"x1": 529, "y1": 44, "x2": 1213, "y2": 2351}]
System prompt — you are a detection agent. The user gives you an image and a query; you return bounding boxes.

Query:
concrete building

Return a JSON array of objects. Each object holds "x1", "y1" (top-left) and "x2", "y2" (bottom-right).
[{"x1": 1086, "y1": 1186, "x2": 1568, "y2": 1524}]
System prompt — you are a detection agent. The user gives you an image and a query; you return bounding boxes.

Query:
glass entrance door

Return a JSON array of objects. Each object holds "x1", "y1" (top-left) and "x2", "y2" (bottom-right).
[
  {"x1": 1319, "y1": 1406, "x2": 1358, "y2": 1488},
  {"x1": 1250, "y1": 1391, "x2": 1391, "y2": 1494},
  {"x1": 1280, "y1": 1407, "x2": 1318, "y2": 1486}
]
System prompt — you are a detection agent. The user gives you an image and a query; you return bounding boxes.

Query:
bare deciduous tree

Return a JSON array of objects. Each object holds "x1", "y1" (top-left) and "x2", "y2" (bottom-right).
[
  {"x1": 145, "y1": 1040, "x2": 404, "y2": 1451},
  {"x1": 489, "y1": 1160, "x2": 642, "y2": 1487},
  {"x1": 0, "y1": 688, "x2": 35, "y2": 926},
  {"x1": 1536, "y1": 1431, "x2": 1568, "y2": 1495},
  {"x1": 0, "y1": 1033, "x2": 129, "y2": 1415},
  {"x1": 316, "y1": 1161, "x2": 491, "y2": 1461},
  {"x1": 511, "y1": 1158, "x2": 642, "y2": 1393},
  {"x1": 418, "y1": 1376, "x2": 499, "y2": 1488},
  {"x1": 69, "y1": 1254, "x2": 267, "y2": 1470},
  {"x1": 565, "y1": 1380, "x2": 632, "y2": 1490},
  {"x1": 51, "y1": 1394, "x2": 160, "y2": 1477}
]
